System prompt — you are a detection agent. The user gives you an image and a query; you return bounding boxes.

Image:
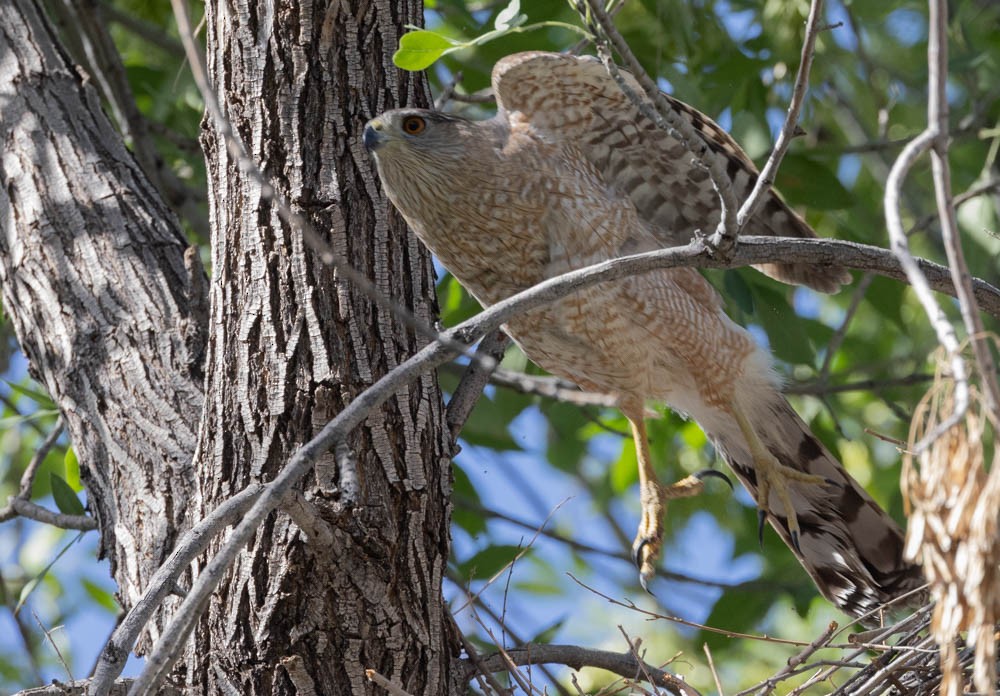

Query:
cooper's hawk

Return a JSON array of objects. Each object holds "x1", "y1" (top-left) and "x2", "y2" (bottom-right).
[{"x1": 364, "y1": 51, "x2": 924, "y2": 618}]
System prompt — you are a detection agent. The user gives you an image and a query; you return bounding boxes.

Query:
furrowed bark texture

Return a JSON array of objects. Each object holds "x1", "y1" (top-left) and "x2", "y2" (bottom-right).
[
  {"x1": 0, "y1": 0, "x2": 205, "y2": 642},
  {"x1": 186, "y1": 1, "x2": 455, "y2": 693}
]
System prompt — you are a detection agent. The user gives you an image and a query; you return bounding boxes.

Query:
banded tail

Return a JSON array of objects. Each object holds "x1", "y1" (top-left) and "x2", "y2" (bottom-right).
[{"x1": 713, "y1": 397, "x2": 925, "y2": 619}]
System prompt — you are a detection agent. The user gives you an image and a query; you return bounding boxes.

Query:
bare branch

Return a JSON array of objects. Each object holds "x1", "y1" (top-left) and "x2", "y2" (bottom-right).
[
  {"x1": 736, "y1": 0, "x2": 824, "y2": 229},
  {"x1": 479, "y1": 367, "x2": 624, "y2": 409},
  {"x1": 467, "y1": 643, "x2": 702, "y2": 696},
  {"x1": 445, "y1": 330, "x2": 509, "y2": 443},
  {"x1": 924, "y1": 0, "x2": 1000, "y2": 415},
  {"x1": 0, "y1": 417, "x2": 65, "y2": 524},
  {"x1": 89, "y1": 484, "x2": 262, "y2": 694},
  {"x1": 885, "y1": 128, "x2": 969, "y2": 450},
  {"x1": 6, "y1": 499, "x2": 96, "y2": 531},
  {"x1": 132, "y1": 231, "x2": 1000, "y2": 694}
]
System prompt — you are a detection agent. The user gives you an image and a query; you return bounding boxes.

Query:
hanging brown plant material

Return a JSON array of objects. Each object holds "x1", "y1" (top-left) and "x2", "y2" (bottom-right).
[{"x1": 903, "y1": 342, "x2": 1000, "y2": 696}]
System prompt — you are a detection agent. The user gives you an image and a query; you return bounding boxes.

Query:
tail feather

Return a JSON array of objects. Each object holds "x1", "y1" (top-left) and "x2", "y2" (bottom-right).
[{"x1": 713, "y1": 397, "x2": 925, "y2": 620}]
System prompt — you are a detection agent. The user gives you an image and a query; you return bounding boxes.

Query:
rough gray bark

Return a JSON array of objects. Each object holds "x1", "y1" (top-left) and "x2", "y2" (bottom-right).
[
  {"x1": 184, "y1": 1, "x2": 455, "y2": 694},
  {"x1": 2, "y1": 0, "x2": 456, "y2": 692},
  {"x1": 0, "y1": 0, "x2": 206, "y2": 644}
]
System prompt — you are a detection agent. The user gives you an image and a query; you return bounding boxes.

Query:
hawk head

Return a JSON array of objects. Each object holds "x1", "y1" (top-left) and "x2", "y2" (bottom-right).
[
  {"x1": 363, "y1": 109, "x2": 473, "y2": 159},
  {"x1": 363, "y1": 109, "x2": 494, "y2": 228}
]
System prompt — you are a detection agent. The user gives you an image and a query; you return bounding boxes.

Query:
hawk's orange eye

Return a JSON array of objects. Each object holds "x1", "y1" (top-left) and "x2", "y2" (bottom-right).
[{"x1": 402, "y1": 116, "x2": 426, "y2": 135}]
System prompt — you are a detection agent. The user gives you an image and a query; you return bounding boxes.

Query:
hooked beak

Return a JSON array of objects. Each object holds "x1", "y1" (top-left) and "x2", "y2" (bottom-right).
[{"x1": 363, "y1": 119, "x2": 387, "y2": 152}]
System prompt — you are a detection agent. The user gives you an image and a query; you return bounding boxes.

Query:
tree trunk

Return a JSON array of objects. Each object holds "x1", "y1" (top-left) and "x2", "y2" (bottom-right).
[
  {"x1": 185, "y1": 1, "x2": 455, "y2": 694},
  {"x1": 3, "y1": 0, "x2": 456, "y2": 692},
  {"x1": 0, "y1": 0, "x2": 206, "y2": 644}
]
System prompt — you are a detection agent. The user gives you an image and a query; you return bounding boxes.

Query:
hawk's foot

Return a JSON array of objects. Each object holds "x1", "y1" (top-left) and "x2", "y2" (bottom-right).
[
  {"x1": 732, "y1": 409, "x2": 829, "y2": 552},
  {"x1": 632, "y1": 469, "x2": 732, "y2": 591}
]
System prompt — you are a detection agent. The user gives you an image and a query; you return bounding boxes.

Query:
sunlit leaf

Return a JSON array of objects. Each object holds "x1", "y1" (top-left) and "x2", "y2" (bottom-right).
[
  {"x1": 393, "y1": 30, "x2": 462, "y2": 71},
  {"x1": 64, "y1": 446, "x2": 81, "y2": 491},
  {"x1": 50, "y1": 473, "x2": 85, "y2": 516},
  {"x1": 82, "y1": 578, "x2": 120, "y2": 613}
]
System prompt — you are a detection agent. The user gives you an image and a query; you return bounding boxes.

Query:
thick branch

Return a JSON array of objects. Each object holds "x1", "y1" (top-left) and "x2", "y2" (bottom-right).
[
  {"x1": 88, "y1": 485, "x2": 262, "y2": 694},
  {"x1": 132, "y1": 231, "x2": 1000, "y2": 694}
]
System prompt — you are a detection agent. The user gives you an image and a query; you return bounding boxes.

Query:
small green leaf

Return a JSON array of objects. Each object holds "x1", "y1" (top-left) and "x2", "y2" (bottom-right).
[
  {"x1": 50, "y1": 473, "x2": 85, "y2": 516},
  {"x1": 2, "y1": 379, "x2": 55, "y2": 408},
  {"x1": 723, "y1": 270, "x2": 755, "y2": 314},
  {"x1": 82, "y1": 578, "x2": 121, "y2": 613},
  {"x1": 752, "y1": 286, "x2": 815, "y2": 365},
  {"x1": 775, "y1": 153, "x2": 855, "y2": 210},
  {"x1": 393, "y1": 30, "x2": 461, "y2": 71},
  {"x1": 457, "y1": 544, "x2": 524, "y2": 579},
  {"x1": 452, "y1": 464, "x2": 487, "y2": 537},
  {"x1": 64, "y1": 447, "x2": 81, "y2": 491}
]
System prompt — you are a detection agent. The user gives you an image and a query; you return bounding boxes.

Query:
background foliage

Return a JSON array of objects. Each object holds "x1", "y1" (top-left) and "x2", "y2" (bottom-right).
[{"x1": 1, "y1": 0, "x2": 998, "y2": 693}]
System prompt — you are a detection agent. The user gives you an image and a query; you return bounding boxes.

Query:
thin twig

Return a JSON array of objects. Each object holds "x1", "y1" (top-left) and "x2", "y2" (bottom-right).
[
  {"x1": 925, "y1": 0, "x2": 1000, "y2": 415},
  {"x1": 818, "y1": 273, "x2": 875, "y2": 382},
  {"x1": 0, "y1": 417, "x2": 65, "y2": 524},
  {"x1": 785, "y1": 372, "x2": 935, "y2": 397},
  {"x1": 736, "y1": 0, "x2": 825, "y2": 230},
  {"x1": 89, "y1": 484, "x2": 262, "y2": 694},
  {"x1": 568, "y1": 574, "x2": 812, "y2": 647},
  {"x1": 747, "y1": 621, "x2": 838, "y2": 696},
  {"x1": 33, "y1": 609, "x2": 73, "y2": 682},
  {"x1": 703, "y1": 643, "x2": 725, "y2": 696},
  {"x1": 452, "y1": 499, "x2": 568, "y2": 615},
  {"x1": 449, "y1": 585, "x2": 571, "y2": 696}
]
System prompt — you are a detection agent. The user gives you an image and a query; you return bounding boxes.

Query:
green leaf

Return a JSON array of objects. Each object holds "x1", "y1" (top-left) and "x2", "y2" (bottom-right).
[
  {"x1": 723, "y1": 270, "x2": 755, "y2": 315},
  {"x1": 452, "y1": 464, "x2": 488, "y2": 537},
  {"x1": 457, "y1": 544, "x2": 524, "y2": 579},
  {"x1": 50, "y1": 472, "x2": 85, "y2": 516},
  {"x1": 82, "y1": 578, "x2": 120, "y2": 613},
  {"x1": 64, "y1": 446, "x2": 81, "y2": 491},
  {"x1": 2, "y1": 379, "x2": 55, "y2": 409},
  {"x1": 774, "y1": 153, "x2": 855, "y2": 211},
  {"x1": 751, "y1": 286, "x2": 815, "y2": 365},
  {"x1": 393, "y1": 30, "x2": 461, "y2": 71}
]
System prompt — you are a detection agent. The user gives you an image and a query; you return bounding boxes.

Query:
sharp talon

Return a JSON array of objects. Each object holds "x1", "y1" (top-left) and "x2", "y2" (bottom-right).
[
  {"x1": 757, "y1": 508, "x2": 767, "y2": 548},
  {"x1": 639, "y1": 568, "x2": 654, "y2": 595},
  {"x1": 694, "y1": 468, "x2": 733, "y2": 490},
  {"x1": 632, "y1": 538, "x2": 648, "y2": 569},
  {"x1": 791, "y1": 529, "x2": 802, "y2": 554}
]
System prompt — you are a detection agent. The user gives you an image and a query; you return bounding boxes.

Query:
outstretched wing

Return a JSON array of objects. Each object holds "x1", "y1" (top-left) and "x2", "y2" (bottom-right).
[{"x1": 491, "y1": 51, "x2": 851, "y2": 293}]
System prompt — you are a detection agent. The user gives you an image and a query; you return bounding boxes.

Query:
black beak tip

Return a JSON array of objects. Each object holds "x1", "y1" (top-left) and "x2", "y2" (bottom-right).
[{"x1": 363, "y1": 123, "x2": 382, "y2": 152}]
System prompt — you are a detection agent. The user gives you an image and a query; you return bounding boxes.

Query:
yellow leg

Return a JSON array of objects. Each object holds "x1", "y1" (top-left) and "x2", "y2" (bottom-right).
[
  {"x1": 731, "y1": 408, "x2": 827, "y2": 551},
  {"x1": 628, "y1": 416, "x2": 726, "y2": 591}
]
